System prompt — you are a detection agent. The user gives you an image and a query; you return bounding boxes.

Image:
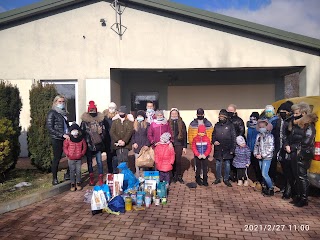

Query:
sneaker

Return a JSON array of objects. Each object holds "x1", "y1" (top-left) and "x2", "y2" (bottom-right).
[
  {"x1": 212, "y1": 179, "x2": 221, "y2": 185},
  {"x1": 224, "y1": 180, "x2": 232, "y2": 187},
  {"x1": 237, "y1": 180, "x2": 243, "y2": 186},
  {"x1": 70, "y1": 183, "x2": 76, "y2": 192},
  {"x1": 76, "y1": 182, "x2": 83, "y2": 191},
  {"x1": 243, "y1": 180, "x2": 249, "y2": 187}
]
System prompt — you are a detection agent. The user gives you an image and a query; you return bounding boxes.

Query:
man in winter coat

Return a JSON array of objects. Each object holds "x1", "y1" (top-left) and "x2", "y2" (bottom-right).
[{"x1": 212, "y1": 109, "x2": 237, "y2": 187}]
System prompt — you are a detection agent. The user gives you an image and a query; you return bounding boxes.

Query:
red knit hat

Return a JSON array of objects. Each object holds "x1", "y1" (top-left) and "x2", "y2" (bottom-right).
[
  {"x1": 87, "y1": 100, "x2": 97, "y2": 112},
  {"x1": 198, "y1": 125, "x2": 206, "y2": 134}
]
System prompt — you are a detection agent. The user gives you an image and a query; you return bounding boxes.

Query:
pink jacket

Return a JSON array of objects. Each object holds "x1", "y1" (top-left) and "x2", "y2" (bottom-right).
[
  {"x1": 148, "y1": 121, "x2": 172, "y2": 145},
  {"x1": 154, "y1": 143, "x2": 175, "y2": 172}
]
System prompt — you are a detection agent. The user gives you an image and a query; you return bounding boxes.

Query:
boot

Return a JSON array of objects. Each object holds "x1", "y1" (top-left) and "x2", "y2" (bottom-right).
[
  {"x1": 261, "y1": 185, "x2": 268, "y2": 195},
  {"x1": 282, "y1": 182, "x2": 292, "y2": 199},
  {"x1": 237, "y1": 180, "x2": 243, "y2": 186},
  {"x1": 290, "y1": 195, "x2": 301, "y2": 204},
  {"x1": 202, "y1": 176, "x2": 208, "y2": 186},
  {"x1": 76, "y1": 182, "x2": 83, "y2": 191},
  {"x1": 243, "y1": 180, "x2": 249, "y2": 187},
  {"x1": 213, "y1": 179, "x2": 221, "y2": 185},
  {"x1": 70, "y1": 183, "x2": 76, "y2": 192},
  {"x1": 52, "y1": 178, "x2": 59, "y2": 186},
  {"x1": 224, "y1": 180, "x2": 232, "y2": 187},
  {"x1": 294, "y1": 199, "x2": 308, "y2": 207},
  {"x1": 264, "y1": 188, "x2": 274, "y2": 197},
  {"x1": 89, "y1": 173, "x2": 95, "y2": 186},
  {"x1": 255, "y1": 182, "x2": 262, "y2": 191},
  {"x1": 172, "y1": 174, "x2": 177, "y2": 183},
  {"x1": 177, "y1": 175, "x2": 184, "y2": 184},
  {"x1": 98, "y1": 174, "x2": 104, "y2": 185},
  {"x1": 196, "y1": 177, "x2": 203, "y2": 186}
]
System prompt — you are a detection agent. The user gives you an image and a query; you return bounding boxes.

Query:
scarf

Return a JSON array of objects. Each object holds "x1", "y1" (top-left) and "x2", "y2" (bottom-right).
[{"x1": 53, "y1": 106, "x2": 68, "y2": 133}]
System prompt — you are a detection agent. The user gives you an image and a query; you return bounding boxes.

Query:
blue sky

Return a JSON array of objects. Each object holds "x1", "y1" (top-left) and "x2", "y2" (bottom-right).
[{"x1": 0, "y1": 0, "x2": 319, "y2": 39}]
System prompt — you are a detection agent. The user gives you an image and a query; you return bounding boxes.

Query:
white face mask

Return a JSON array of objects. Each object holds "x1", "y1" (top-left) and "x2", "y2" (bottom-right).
[
  {"x1": 109, "y1": 107, "x2": 115, "y2": 113},
  {"x1": 71, "y1": 129, "x2": 79, "y2": 136}
]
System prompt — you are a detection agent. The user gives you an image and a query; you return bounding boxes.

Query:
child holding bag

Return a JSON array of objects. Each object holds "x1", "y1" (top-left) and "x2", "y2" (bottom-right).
[
  {"x1": 233, "y1": 136, "x2": 251, "y2": 186},
  {"x1": 154, "y1": 132, "x2": 175, "y2": 185}
]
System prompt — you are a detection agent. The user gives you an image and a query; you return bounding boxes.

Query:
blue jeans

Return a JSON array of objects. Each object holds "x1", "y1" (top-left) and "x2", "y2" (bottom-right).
[
  {"x1": 259, "y1": 159, "x2": 273, "y2": 188},
  {"x1": 86, "y1": 150, "x2": 103, "y2": 175},
  {"x1": 216, "y1": 159, "x2": 231, "y2": 181}
]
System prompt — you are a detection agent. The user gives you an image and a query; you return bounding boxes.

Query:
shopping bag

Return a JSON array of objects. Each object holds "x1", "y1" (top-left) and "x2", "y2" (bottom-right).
[
  {"x1": 108, "y1": 195, "x2": 125, "y2": 213},
  {"x1": 91, "y1": 188, "x2": 107, "y2": 211},
  {"x1": 136, "y1": 147, "x2": 155, "y2": 168},
  {"x1": 118, "y1": 162, "x2": 139, "y2": 192}
]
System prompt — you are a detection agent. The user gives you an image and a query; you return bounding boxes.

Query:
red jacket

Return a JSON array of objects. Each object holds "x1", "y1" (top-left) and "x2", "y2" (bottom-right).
[
  {"x1": 63, "y1": 139, "x2": 87, "y2": 160},
  {"x1": 154, "y1": 143, "x2": 175, "y2": 172},
  {"x1": 192, "y1": 134, "x2": 212, "y2": 157}
]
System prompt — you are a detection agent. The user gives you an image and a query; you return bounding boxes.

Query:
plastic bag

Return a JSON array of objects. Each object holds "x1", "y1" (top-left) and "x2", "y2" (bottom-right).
[
  {"x1": 108, "y1": 195, "x2": 125, "y2": 213},
  {"x1": 100, "y1": 184, "x2": 112, "y2": 201},
  {"x1": 157, "y1": 181, "x2": 167, "y2": 198},
  {"x1": 136, "y1": 147, "x2": 155, "y2": 168},
  {"x1": 117, "y1": 162, "x2": 139, "y2": 192},
  {"x1": 84, "y1": 189, "x2": 93, "y2": 203},
  {"x1": 91, "y1": 188, "x2": 107, "y2": 211}
]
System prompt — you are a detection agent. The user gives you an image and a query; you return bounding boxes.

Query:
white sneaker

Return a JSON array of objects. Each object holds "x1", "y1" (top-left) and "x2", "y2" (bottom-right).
[
  {"x1": 243, "y1": 180, "x2": 249, "y2": 186},
  {"x1": 237, "y1": 180, "x2": 243, "y2": 186}
]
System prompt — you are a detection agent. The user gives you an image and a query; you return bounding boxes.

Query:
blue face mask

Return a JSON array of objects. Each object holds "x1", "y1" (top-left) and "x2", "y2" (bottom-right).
[
  {"x1": 56, "y1": 103, "x2": 65, "y2": 109},
  {"x1": 137, "y1": 117, "x2": 144, "y2": 122},
  {"x1": 259, "y1": 128, "x2": 267, "y2": 133},
  {"x1": 157, "y1": 117, "x2": 164, "y2": 121},
  {"x1": 146, "y1": 109, "x2": 154, "y2": 113}
]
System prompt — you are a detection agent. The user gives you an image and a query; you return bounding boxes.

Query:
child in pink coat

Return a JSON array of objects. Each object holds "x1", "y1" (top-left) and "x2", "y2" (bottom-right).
[{"x1": 154, "y1": 132, "x2": 175, "y2": 184}]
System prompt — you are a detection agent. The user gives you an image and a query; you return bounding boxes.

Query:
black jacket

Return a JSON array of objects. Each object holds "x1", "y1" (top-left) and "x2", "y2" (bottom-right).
[
  {"x1": 274, "y1": 118, "x2": 290, "y2": 159},
  {"x1": 212, "y1": 120, "x2": 237, "y2": 160},
  {"x1": 170, "y1": 119, "x2": 187, "y2": 148},
  {"x1": 229, "y1": 113, "x2": 245, "y2": 137},
  {"x1": 46, "y1": 109, "x2": 68, "y2": 140}
]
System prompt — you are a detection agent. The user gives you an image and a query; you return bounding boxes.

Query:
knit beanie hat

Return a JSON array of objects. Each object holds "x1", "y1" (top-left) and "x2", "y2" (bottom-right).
[
  {"x1": 197, "y1": 108, "x2": 204, "y2": 115},
  {"x1": 278, "y1": 101, "x2": 293, "y2": 113},
  {"x1": 155, "y1": 110, "x2": 164, "y2": 116},
  {"x1": 219, "y1": 109, "x2": 228, "y2": 118},
  {"x1": 87, "y1": 100, "x2": 97, "y2": 112},
  {"x1": 236, "y1": 136, "x2": 246, "y2": 146},
  {"x1": 118, "y1": 106, "x2": 128, "y2": 114},
  {"x1": 250, "y1": 112, "x2": 260, "y2": 120},
  {"x1": 160, "y1": 132, "x2": 171, "y2": 143},
  {"x1": 137, "y1": 110, "x2": 146, "y2": 118},
  {"x1": 108, "y1": 102, "x2": 117, "y2": 109},
  {"x1": 198, "y1": 125, "x2": 206, "y2": 134}
]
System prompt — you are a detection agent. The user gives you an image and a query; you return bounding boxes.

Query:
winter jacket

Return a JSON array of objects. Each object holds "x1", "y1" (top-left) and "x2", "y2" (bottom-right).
[
  {"x1": 102, "y1": 109, "x2": 118, "y2": 153},
  {"x1": 233, "y1": 145, "x2": 251, "y2": 168},
  {"x1": 247, "y1": 122, "x2": 259, "y2": 152},
  {"x1": 188, "y1": 118, "x2": 213, "y2": 145},
  {"x1": 211, "y1": 120, "x2": 237, "y2": 160},
  {"x1": 229, "y1": 113, "x2": 245, "y2": 137},
  {"x1": 110, "y1": 118, "x2": 134, "y2": 150},
  {"x1": 63, "y1": 138, "x2": 87, "y2": 160},
  {"x1": 273, "y1": 118, "x2": 290, "y2": 160},
  {"x1": 169, "y1": 118, "x2": 187, "y2": 148},
  {"x1": 148, "y1": 120, "x2": 172, "y2": 145},
  {"x1": 46, "y1": 109, "x2": 68, "y2": 140},
  {"x1": 192, "y1": 135, "x2": 212, "y2": 157},
  {"x1": 132, "y1": 124, "x2": 150, "y2": 154},
  {"x1": 80, "y1": 112, "x2": 106, "y2": 152},
  {"x1": 284, "y1": 113, "x2": 317, "y2": 159},
  {"x1": 154, "y1": 143, "x2": 175, "y2": 172},
  {"x1": 254, "y1": 133, "x2": 275, "y2": 160}
]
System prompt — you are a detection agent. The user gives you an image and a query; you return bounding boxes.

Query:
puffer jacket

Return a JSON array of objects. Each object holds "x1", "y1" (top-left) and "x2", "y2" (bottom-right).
[
  {"x1": 247, "y1": 121, "x2": 259, "y2": 152},
  {"x1": 132, "y1": 124, "x2": 150, "y2": 154},
  {"x1": 233, "y1": 145, "x2": 251, "y2": 168},
  {"x1": 46, "y1": 109, "x2": 68, "y2": 140},
  {"x1": 110, "y1": 117, "x2": 134, "y2": 150},
  {"x1": 192, "y1": 135, "x2": 212, "y2": 157},
  {"x1": 188, "y1": 118, "x2": 213, "y2": 145},
  {"x1": 148, "y1": 120, "x2": 172, "y2": 145},
  {"x1": 254, "y1": 133, "x2": 274, "y2": 160},
  {"x1": 229, "y1": 113, "x2": 245, "y2": 137},
  {"x1": 63, "y1": 138, "x2": 87, "y2": 160},
  {"x1": 212, "y1": 120, "x2": 236, "y2": 160},
  {"x1": 154, "y1": 143, "x2": 175, "y2": 172}
]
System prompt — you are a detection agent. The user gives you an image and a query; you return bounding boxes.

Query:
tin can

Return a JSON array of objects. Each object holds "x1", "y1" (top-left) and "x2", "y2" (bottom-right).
[
  {"x1": 131, "y1": 193, "x2": 137, "y2": 205},
  {"x1": 155, "y1": 196, "x2": 160, "y2": 206},
  {"x1": 145, "y1": 193, "x2": 152, "y2": 208},
  {"x1": 125, "y1": 197, "x2": 132, "y2": 211},
  {"x1": 136, "y1": 192, "x2": 144, "y2": 207}
]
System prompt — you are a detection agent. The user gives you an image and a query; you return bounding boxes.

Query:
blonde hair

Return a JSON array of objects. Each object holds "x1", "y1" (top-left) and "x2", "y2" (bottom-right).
[
  {"x1": 228, "y1": 104, "x2": 237, "y2": 111},
  {"x1": 291, "y1": 102, "x2": 311, "y2": 115},
  {"x1": 134, "y1": 119, "x2": 147, "y2": 131},
  {"x1": 52, "y1": 95, "x2": 68, "y2": 112}
]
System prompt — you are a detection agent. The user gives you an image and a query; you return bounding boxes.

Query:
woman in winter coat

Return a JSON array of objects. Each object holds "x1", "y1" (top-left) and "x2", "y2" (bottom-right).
[
  {"x1": 212, "y1": 109, "x2": 237, "y2": 187},
  {"x1": 132, "y1": 110, "x2": 150, "y2": 177},
  {"x1": 148, "y1": 110, "x2": 172, "y2": 146},
  {"x1": 154, "y1": 132, "x2": 175, "y2": 185},
  {"x1": 284, "y1": 102, "x2": 317, "y2": 207},
  {"x1": 81, "y1": 101, "x2": 106, "y2": 186},
  {"x1": 46, "y1": 95, "x2": 70, "y2": 185},
  {"x1": 254, "y1": 119, "x2": 275, "y2": 196},
  {"x1": 168, "y1": 108, "x2": 187, "y2": 183}
]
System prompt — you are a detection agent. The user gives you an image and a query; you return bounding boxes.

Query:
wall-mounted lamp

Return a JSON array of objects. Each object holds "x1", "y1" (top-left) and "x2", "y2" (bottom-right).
[{"x1": 100, "y1": 18, "x2": 106, "y2": 27}]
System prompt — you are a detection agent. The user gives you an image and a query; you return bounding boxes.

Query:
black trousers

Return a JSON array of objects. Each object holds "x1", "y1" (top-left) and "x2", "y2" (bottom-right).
[
  {"x1": 250, "y1": 153, "x2": 262, "y2": 183},
  {"x1": 195, "y1": 156, "x2": 208, "y2": 181},
  {"x1": 269, "y1": 155, "x2": 278, "y2": 182},
  {"x1": 280, "y1": 159, "x2": 293, "y2": 196},
  {"x1": 294, "y1": 154, "x2": 312, "y2": 201},
  {"x1": 106, "y1": 150, "x2": 116, "y2": 173},
  {"x1": 51, "y1": 138, "x2": 64, "y2": 180},
  {"x1": 237, "y1": 168, "x2": 247, "y2": 180},
  {"x1": 172, "y1": 145, "x2": 183, "y2": 177}
]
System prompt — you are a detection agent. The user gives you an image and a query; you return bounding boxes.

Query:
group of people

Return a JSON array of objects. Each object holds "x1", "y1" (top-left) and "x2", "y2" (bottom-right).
[{"x1": 46, "y1": 95, "x2": 317, "y2": 208}]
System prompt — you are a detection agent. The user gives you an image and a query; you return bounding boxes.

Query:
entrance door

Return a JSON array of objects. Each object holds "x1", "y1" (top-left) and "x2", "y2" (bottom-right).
[{"x1": 131, "y1": 92, "x2": 159, "y2": 114}]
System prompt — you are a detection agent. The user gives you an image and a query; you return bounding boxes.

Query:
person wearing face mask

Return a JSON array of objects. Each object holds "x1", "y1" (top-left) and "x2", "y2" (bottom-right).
[
  {"x1": 46, "y1": 95, "x2": 71, "y2": 185},
  {"x1": 273, "y1": 101, "x2": 293, "y2": 199},
  {"x1": 227, "y1": 104, "x2": 245, "y2": 137},
  {"x1": 188, "y1": 108, "x2": 213, "y2": 146},
  {"x1": 132, "y1": 110, "x2": 150, "y2": 177},
  {"x1": 148, "y1": 110, "x2": 172, "y2": 146},
  {"x1": 254, "y1": 119, "x2": 275, "y2": 196},
  {"x1": 169, "y1": 108, "x2": 187, "y2": 183},
  {"x1": 110, "y1": 106, "x2": 134, "y2": 168},
  {"x1": 81, "y1": 101, "x2": 106, "y2": 185},
  {"x1": 246, "y1": 112, "x2": 262, "y2": 190},
  {"x1": 284, "y1": 102, "x2": 317, "y2": 207},
  {"x1": 212, "y1": 109, "x2": 237, "y2": 187},
  {"x1": 146, "y1": 101, "x2": 156, "y2": 124},
  {"x1": 103, "y1": 102, "x2": 118, "y2": 174}
]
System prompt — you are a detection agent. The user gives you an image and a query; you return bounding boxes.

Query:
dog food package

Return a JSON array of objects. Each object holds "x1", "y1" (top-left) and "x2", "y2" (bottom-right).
[
  {"x1": 113, "y1": 174, "x2": 124, "y2": 197},
  {"x1": 106, "y1": 174, "x2": 114, "y2": 196},
  {"x1": 143, "y1": 171, "x2": 160, "y2": 184}
]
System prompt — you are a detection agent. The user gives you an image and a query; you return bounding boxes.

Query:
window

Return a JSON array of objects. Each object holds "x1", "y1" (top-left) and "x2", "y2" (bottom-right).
[{"x1": 131, "y1": 92, "x2": 159, "y2": 112}]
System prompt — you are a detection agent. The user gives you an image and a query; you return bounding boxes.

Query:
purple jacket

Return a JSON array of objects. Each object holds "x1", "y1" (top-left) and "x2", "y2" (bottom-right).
[
  {"x1": 233, "y1": 145, "x2": 251, "y2": 168},
  {"x1": 148, "y1": 121, "x2": 172, "y2": 145},
  {"x1": 132, "y1": 124, "x2": 150, "y2": 154}
]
